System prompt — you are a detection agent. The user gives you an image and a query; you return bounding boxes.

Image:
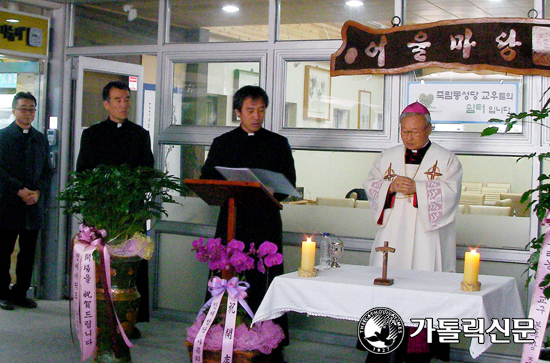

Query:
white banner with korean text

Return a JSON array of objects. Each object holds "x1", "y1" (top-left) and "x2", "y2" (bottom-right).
[{"x1": 407, "y1": 82, "x2": 518, "y2": 123}]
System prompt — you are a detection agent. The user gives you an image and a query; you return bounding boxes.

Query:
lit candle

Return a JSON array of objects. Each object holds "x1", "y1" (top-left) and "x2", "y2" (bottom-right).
[
  {"x1": 301, "y1": 237, "x2": 316, "y2": 271},
  {"x1": 463, "y1": 249, "x2": 480, "y2": 285}
]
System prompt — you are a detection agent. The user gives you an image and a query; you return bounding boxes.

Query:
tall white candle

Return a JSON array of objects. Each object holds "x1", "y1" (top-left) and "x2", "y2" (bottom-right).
[
  {"x1": 301, "y1": 237, "x2": 316, "y2": 271},
  {"x1": 464, "y1": 249, "x2": 480, "y2": 285}
]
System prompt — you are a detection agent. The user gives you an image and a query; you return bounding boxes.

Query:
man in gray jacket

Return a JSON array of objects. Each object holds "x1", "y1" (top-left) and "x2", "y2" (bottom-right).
[{"x1": 0, "y1": 92, "x2": 52, "y2": 310}]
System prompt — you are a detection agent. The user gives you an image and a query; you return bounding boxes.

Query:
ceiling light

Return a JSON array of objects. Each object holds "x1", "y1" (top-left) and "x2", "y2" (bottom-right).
[
  {"x1": 123, "y1": 4, "x2": 138, "y2": 21},
  {"x1": 6, "y1": 18, "x2": 19, "y2": 23},
  {"x1": 222, "y1": 5, "x2": 240, "y2": 12},
  {"x1": 346, "y1": 0, "x2": 364, "y2": 7}
]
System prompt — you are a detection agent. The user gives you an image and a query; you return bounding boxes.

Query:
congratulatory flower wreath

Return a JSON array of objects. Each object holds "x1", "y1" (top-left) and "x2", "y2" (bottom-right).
[{"x1": 186, "y1": 237, "x2": 285, "y2": 360}]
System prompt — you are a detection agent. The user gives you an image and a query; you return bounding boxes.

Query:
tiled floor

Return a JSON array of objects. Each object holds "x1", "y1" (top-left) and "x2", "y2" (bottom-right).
[{"x1": 0, "y1": 299, "x2": 465, "y2": 363}]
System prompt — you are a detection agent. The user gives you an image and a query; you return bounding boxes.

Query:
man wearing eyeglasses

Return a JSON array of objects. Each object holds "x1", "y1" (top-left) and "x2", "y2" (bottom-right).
[
  {"x1": 361, "y1": 102, "x2": 462, "y2": 362},
  {"x1": 364, "y1": 101, "x2": 463, "y2": 273},
  {"x1": 0, "y1": 92, "x2": 53, "y2": 311}
]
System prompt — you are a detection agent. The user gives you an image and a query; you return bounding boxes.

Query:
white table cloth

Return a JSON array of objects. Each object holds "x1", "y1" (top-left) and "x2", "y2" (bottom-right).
[{"x1": 252, "y1": 264, "x2": 524, "y2": 358}]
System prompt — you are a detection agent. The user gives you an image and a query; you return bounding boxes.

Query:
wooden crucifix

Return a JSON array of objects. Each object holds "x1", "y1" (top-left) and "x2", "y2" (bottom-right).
[{"x1": 374, "y1": 241, "x2": 395, "y2": 286}]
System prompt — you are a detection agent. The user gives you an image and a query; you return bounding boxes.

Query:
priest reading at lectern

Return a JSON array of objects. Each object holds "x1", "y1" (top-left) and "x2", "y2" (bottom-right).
[
  {"x1": 200, "y1": 86, "x2": 296, "y2": 348},
  {"x1": 364, "y1": 101, "x2": 462, "y2": 273}
]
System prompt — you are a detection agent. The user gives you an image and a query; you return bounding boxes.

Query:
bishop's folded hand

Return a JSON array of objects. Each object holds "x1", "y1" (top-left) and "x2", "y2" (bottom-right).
[{"x1": 390, "y1": 176, "x2": 416, "y2": 195}]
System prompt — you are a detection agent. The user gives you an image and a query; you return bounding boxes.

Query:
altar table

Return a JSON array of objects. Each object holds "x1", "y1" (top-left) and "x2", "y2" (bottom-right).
[{"x1": 251, "y1": 264, "x2": 524, "y2": 359}]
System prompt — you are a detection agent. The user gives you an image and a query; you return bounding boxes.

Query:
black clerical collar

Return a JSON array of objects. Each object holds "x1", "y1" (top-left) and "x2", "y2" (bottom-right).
[{"x1": 405, "y1": 141, "x2": 431, "y2": 164}]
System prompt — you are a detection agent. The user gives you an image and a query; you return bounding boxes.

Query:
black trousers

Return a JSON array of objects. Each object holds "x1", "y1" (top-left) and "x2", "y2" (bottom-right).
[
  {"x1": 136, "y1": 259, "x2": 149, "y2": 322},
  {"x1": 0, "y1": 229, "x2": 39, "y2": 300}
]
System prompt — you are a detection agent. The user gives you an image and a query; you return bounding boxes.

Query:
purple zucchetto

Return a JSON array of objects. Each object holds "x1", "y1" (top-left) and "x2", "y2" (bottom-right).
[{"x1": 401, "y1": 101, "x2": 430, "y2": 115}]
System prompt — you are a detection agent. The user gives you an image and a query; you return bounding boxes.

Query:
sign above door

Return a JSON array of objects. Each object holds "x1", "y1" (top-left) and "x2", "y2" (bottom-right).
[{"x1": 331, "y1": 18, "x2": 550, "y2": 77}]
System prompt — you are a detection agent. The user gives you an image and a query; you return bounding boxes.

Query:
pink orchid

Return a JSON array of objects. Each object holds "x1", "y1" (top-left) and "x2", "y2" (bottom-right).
[
  {"x1": 256, "y1": 259, "x2": 266, "y2": 274},
  {"x1": 228, "y1": 239, "x2": 245, "y2": 253},
  {"x1": 258, "y1": 241, "x2": 278, "y2": 257},
  {"x1": 192, "y1": 238, "x2": 283, "y2": 274},
  {"x1": 263, "y1": 252, "x2": 283, "y2": 267}
]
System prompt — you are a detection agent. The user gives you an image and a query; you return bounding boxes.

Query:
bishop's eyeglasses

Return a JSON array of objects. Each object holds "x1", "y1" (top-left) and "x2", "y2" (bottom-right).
[{"x1": 400, "y1": 129, "x2": 424, "y2": 137}]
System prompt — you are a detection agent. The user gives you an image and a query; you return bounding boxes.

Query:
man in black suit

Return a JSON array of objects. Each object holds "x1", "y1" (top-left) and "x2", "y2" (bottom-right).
[
  {"x1": 201, "y1": 86, "x2": 296, "y2": 351},
  {"x1": 76, "y1": 81, "x2": 154, "y2": 171},
  {"x1": 0, "y1": 92, "x2": 53, "y2": 310},
  {"x1": 76, "y1": 81, "x2": 154, "y2": 338}
]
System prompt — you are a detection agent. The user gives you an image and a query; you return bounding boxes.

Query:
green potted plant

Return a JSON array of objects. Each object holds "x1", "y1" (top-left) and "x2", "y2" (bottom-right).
[
  {"x1": 58, "y1": 163, "x2": 186, "y2": 242},
  {"x1": 482, "y1": 94, "x2": 550, "y2": 357},
  {"x1": 57, "y1": 164, "x2": 186, "y2": 363}
]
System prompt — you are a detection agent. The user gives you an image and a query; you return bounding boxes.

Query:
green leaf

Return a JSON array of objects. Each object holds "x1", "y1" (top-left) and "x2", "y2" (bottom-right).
[{"x1": 480, "y1": 126, "x2": 499, "y2": 137}]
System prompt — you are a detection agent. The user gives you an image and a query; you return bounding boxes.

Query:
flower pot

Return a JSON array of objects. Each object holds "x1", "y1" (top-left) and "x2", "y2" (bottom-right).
[
  {"x1": 95, "y1": 255, "x2": 141, "y2": 363},
  {"x1": 184, "y1": 341, "x2": 272, "y2": 363}
]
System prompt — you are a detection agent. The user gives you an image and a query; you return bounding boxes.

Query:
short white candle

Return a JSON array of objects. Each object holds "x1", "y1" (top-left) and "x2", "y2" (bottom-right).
[
  {"x1": 301, "y1": 238, "x2": 316, "y2": 271},
  {"x1": 464, "y1": 249, "x2": 480, "y2": 285}
]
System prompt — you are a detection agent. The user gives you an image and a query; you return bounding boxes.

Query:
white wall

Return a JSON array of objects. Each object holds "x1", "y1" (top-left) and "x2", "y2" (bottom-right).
[{"x1": 293, "y1": 149, "x2": 377, "y2": 200}]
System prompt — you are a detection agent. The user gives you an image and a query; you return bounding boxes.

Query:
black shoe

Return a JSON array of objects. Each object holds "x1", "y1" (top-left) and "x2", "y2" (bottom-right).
[
  {"x1": 11, "y1": 297, "x2": 37, "y2": 309},
  {"x1": 270, "y1": 347, "x2": 287, "y2": 363},
  {"x1": 0, "y1": 299, "x2": 14, "y2": 310},
  {"x1": 128, "y1": 326, "x2": 141, "y2": 339}
]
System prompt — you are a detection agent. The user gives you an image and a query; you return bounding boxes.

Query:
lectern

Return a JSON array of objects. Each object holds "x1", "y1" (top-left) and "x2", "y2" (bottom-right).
[{"x1": 184, "y1": 179, "x2": 282, "y2": 243}]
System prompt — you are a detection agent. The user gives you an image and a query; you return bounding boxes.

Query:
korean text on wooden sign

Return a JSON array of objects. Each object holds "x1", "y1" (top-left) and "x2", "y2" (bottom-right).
[{"x1": 331, "y1": 18, "x2": 550, "y2": 77}]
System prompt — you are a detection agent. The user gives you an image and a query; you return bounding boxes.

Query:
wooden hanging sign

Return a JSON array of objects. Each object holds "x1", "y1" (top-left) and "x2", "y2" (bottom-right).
[{"x1": 331, "y1": 18, "x2": 550, "y2": 77}]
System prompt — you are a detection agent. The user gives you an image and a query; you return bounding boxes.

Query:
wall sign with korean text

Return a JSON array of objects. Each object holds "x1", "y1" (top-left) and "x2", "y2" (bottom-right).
[
  {"x1": 0, "y1": 9, "x2": 50, "y2": 58},
  {"x1": 331, "y1": 18, "x2": 550, "y2": 77},
  {"x1": 407, "y1": 82, "x2": 518, "y2": 123}
]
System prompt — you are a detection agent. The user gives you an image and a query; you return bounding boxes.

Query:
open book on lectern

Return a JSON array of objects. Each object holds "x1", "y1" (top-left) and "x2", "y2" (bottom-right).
[{"x1": 214, "y1": 166, "x2": 301, "y2": 198}]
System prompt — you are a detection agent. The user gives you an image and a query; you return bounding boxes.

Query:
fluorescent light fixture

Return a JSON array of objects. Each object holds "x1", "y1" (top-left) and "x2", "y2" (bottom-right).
[
  {"x1": 346, "y1": 0, "x2": 364, "y2": 7},
  {"x1": 222, "y1": 5, "x2": 240, "y2": 12},
  {"x1": 6, "y1": 18, "x2": 19, "y2": 23}
]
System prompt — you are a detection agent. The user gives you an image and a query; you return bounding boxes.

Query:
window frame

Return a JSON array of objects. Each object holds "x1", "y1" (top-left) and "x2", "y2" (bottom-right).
[
  {"x1": 271, "y1": 46, "x2": 395, "y2": 151},
  {"x1": 159, "y1": 47, "x2": 268, "y2": 146}
]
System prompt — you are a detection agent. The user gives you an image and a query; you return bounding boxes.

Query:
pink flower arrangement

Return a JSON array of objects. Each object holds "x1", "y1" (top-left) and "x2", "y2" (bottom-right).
[
  {"x1": 192, "y1": 237, "x2": 283, "y2": 274},
  {"x1": 188, "y1": 237, "x2": 286, "y2": 355},
  {"x1": 186, "y1": 313, "x2": 285, "y2": 354}
]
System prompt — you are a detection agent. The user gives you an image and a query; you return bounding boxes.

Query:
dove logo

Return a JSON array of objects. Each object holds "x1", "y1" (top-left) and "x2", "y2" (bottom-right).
[{"x1": 357, "y1": 307, "x2": 406, "y2": 354}]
